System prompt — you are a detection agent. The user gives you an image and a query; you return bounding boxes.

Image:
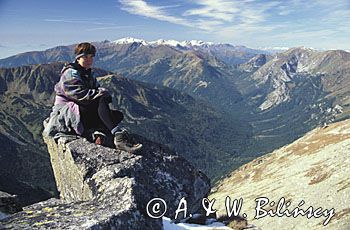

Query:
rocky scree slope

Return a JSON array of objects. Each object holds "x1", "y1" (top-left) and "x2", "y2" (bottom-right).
[{"x1": 210, "y1": 118, "x2": 350, "y2": 230}]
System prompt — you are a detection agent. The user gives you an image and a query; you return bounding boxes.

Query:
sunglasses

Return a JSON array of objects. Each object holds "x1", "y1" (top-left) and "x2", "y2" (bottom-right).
[{"x1": 83, "y1": 54, "x2": 95, "y2": 58}]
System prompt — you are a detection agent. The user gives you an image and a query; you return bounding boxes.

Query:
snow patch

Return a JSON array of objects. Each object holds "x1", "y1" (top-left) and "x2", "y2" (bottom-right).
[
  {"x1": 0, "y1": 127, "x2": 26, "y2": 146},
  {"x1": 258, "y1": 46, "x2": 290, "y2": 53},
  {"x1": 113, "y1": 37, "x2": 148, "y2": 46},
  {"x1": 112, "y1": 37, "x2": 214, "y2": 48},
  {"x1": 333, "y1": 105, "x2": 343, "y2": 114},
  {"x1": 162, "y1": 217, "x2": 231, "y2": 229},
  {"x1": 193, "y1": 81, "x2": 209, "y2": 92},
  {"x1": 123, "y1": 109, "x2": 147, "y2": 122},
  {"x1": 150, "y1": 39, "x2": 182, "y2": 47},
  {"x1": 150, "y1": 39, "x2": 214, "y2": 48}
]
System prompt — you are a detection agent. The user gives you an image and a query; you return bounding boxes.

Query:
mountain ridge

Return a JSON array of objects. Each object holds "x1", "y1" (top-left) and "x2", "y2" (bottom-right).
[
  {"x1": 0, "y1": 62, "x2": 253, "y2": 205},
  {"x1": 0, "y1": 38, "x2": 265, "y2": 68},
  {"x1": 0, "y1": 41, "x2": 349, "y2": 211},
  {"x1": 1, "y1": 42, "x2": 348, "y2": 157}
]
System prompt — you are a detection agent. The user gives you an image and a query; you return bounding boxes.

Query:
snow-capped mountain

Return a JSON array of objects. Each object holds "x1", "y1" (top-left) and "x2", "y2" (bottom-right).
[
  {"x1": 110, "y1": 37, "x2": 265, "y2": 65},
  {"x1": 0, "y1": 37, "x2": 265, "y2": 68},
  {"x1": 112, "y1": 37, "x2": 149, "y2": 46},
  {"x1": 258, "y1": 46, "x2": 290, "y2": 54},
  {"x1": 112, "y1": 37, "x2": 214, "y2": 48}
]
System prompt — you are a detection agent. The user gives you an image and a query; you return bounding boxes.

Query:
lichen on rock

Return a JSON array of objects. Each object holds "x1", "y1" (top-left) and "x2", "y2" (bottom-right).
[{"x1": 0, "y1": 134, "x2": 210, "y2": 229}]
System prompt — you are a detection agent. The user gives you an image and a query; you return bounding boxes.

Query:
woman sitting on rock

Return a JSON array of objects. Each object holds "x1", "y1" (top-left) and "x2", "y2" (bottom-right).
[{"x1": 44, "y1": 42, "x2": 142, "y2": 153}]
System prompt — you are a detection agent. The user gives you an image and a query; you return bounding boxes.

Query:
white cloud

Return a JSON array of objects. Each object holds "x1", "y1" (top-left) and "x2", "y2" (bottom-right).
[
  {"x1": 86, "y1": 26, "x2": 134, "y2": 31},
  {"x1": 44, "y1": 19, "x2": 116, "y2": 26},
  {"x1": 118, "y1": 0, "x2": 282, "y2": 32},
  {"x1": 183, "y1": 0, "x2": 240, "y2": 22},
  {"x1": 268, "y1": 29, "x2": 336, "y2": 40},
  {"x1": 183, "y1": 0, "x2": 279, "y2": 26},
  {"x1": 117, "y1": 0, "x2": 349, "y2": 49},
  {"x1": 193, "y1": 19, "x2": 224, "y2": 32},
  {"x1": 277, "y1": 5, "x2": 293, "y2": 16},
  {"x1": 119, "y1": 0, "x2": 192, "y2": 27}
]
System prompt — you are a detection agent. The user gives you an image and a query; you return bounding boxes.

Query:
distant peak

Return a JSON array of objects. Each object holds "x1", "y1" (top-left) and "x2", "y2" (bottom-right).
[
  {"x1": 112, "y1": 37, "x2": 215, "y2": 48},
  {"x1": 283, "y1": 46, "x2": 317, "y2": 56},
  {"x1": 179, "y1": 40, "x2": 214, "y2": 47},
  {"x1": 149, "y1": 39, "x2": 182, "y2": 47},
  {"x1": 112, "y1": 37, "x2": 148, "y2": 45},
  {"x1": 258, "y1": 46, "x2": 290, "y2": 54},
  {"x1": 288, "y1": 46, "x2": 316, "y2": 52}
]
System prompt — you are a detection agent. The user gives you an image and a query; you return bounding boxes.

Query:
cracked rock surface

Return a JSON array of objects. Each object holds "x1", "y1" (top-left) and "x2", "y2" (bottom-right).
[{"x1": 1, "y1": 134, "x2": 210, "y2": 229}]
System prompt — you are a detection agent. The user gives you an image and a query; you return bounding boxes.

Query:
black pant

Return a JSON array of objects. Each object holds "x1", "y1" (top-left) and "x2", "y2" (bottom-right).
[{"x1": 79, "y1": 95, "x2": 123, "y2": 134}]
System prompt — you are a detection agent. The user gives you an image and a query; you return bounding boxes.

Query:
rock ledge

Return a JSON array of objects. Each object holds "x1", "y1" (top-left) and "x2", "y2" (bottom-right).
[{"x1": 0, "y1": 135, "x2": 210, "y2": 229}]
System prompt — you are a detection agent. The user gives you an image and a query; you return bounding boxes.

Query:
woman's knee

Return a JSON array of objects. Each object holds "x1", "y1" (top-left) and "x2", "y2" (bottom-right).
[
  {"x1": 111, "y1": 110, "x2": 124, "y2": 122},
  {"x1": 99, "y1": 94, "x2": 112, "y2": 104}
]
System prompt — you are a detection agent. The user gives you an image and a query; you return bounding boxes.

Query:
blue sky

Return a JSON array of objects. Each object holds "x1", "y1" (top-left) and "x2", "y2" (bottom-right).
[{"x1": 0, "y1": 0, "x2": 349, "y2": 58}]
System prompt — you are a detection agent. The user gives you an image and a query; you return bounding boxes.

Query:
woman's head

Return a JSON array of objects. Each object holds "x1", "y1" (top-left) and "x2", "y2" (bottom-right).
[{"x1": 74, "y1": 42, "x2": 96, "y2": 69}]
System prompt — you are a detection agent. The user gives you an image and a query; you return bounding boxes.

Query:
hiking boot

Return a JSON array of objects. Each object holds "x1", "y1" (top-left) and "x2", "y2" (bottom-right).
[
  {"x1": 114, "y1": 128, "x2": 142, "y2": 153},
  {"x1": 92, "y1": 131, "x2": 106, "y2": 145}
]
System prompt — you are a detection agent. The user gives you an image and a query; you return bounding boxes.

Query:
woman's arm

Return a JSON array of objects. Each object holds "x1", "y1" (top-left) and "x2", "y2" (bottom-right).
[{"x1": 59, "y1": 69, "x2": 100, "y2": 103}]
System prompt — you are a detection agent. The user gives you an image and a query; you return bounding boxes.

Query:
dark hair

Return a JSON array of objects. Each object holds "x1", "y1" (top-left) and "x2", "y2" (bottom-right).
[{"x1": 74, "y1": 42, "x2": 96, "y2": 56}]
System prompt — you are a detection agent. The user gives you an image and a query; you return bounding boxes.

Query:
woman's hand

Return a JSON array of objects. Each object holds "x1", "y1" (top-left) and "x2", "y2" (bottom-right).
[{"x1": 93, "y1": 87, "x2": 110, "y2": 99}]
